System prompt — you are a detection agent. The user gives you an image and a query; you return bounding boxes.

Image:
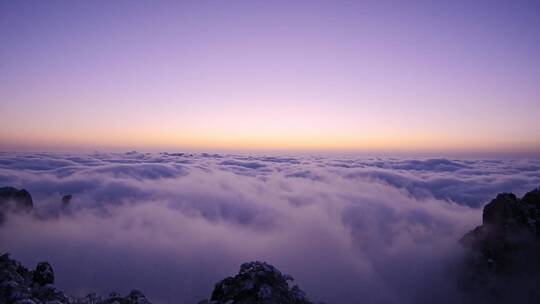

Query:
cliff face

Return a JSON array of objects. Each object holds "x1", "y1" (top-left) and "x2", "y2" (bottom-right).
[
  {"x1": 0, "y1": 253, "x2": 151, "y2": 304},
  {"x1": 459, "y1": 188, "x2": 540, "y2": 303}
]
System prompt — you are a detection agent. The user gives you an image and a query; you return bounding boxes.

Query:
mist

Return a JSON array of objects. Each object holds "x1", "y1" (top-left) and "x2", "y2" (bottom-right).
[{"x1": 1, "y1": 152, "x2": 539, "y2": 303}]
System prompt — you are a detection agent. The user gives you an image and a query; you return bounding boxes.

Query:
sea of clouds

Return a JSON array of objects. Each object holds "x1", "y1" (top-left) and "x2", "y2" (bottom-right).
[{"x1": 1, "y1": 151, "x2": 539, "y2": 303}]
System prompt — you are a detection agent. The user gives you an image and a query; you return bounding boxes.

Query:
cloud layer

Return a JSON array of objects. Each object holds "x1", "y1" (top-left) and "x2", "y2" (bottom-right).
[{"x1": 0, "y1": 152, "x2": 539, "y2": 303}]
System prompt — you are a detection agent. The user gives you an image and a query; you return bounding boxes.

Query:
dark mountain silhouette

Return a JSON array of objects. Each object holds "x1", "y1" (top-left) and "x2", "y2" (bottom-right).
[
  {"x1": 459, "y1": 188, "x2": 540, "y2": 303},
  {"x1": 0, "y1": 187, "x2": 33, "y2": 224},
  {"x1": 199, "y1": 261, "x2": 313, "y2": 304},
  {"x1": 0, "y1": 253, "x2": 311, "y2": 304},
  {"x1": 0, "y1": 253, "x2": 151, "y2": 304}
]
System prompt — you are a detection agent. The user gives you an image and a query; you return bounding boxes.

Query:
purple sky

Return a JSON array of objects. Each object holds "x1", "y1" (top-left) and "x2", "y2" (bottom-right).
[{"x1": 1, "y1": 1, "x2": 539, "y2": 154}]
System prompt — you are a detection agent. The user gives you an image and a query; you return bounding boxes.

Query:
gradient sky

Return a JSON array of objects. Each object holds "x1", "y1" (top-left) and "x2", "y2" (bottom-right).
[{"x1": 1, "y1": 1, "x2": 539, "y2": 154}]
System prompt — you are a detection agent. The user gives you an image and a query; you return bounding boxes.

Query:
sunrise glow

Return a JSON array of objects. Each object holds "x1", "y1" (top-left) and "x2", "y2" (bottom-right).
[{"x1": 1, "y1": 1, "x2": 539, "y2": 155}]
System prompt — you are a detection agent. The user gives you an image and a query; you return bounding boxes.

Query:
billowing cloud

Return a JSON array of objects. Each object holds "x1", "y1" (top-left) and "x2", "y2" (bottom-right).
[{"x1": 0, "y1": 152, "x2": 538, "y2": 303}]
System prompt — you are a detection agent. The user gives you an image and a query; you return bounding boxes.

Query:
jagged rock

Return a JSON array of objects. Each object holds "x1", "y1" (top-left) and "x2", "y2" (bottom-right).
[
  {"x1": 0, "y1": 187, "x2": 34, "y2": 211},
  {"x1": 0, "y1": 253, "x2": 152, "y2": 304},
  {"x1": 522, "y1": 188, "x2": 540, "y2": 206},
  {"x1": 124, "y1": 290, "x2": 152, "y2": 304},
  {"x1": 75, "y1": 292, "x2": 102, "y2": 304},
  {"x1": 1, "y1": 254, "x2": 33, "y2": 304},
  {"x1": 482, "y1": 193, "x2": 517, "y2": 225},
  {"x1": 459, "y1": 187, "x2": 540, "y2": 303},
  {"x1": 61, "y1": 195, "x2": 72, "y2": 206},
  {"x1": 31, "y1": 284, "x2": 69, "y2": 303},
  {"x1": 0, "y1": 187, "x2": 34, "y2": 225},
  {"x1": 32, "y1": 262, "x2": 54, "y2": 286},
  {"x1": 201, "y1": 261, "x2": 313, "y2": 304}
]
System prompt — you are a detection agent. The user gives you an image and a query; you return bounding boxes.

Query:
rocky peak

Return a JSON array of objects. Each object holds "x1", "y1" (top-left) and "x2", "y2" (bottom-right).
[
  {"x1": 61, "y1": 194, "x2": 72, "y2": 206},
  {"x1": 32, "y1": 262, "x2": 54, "y2": 287},
  {"x1": 0, "y1": 253, "x2": 152, "y2": 304},
  {"x1": 201, "y1": 261, "x2": 313, "y2": 304},
  {"x1": 459, "y1": 187, "x2": 540, "y2": 303},
  {"x1": 0, "y1": 187, "x2": 33, "y2": 211},
  {"x1": 522, "y1": 188, "x2": 540, "y2": 207},
  {"x1": 0, "y1": 186, "x2": 34, "y2": 224}
]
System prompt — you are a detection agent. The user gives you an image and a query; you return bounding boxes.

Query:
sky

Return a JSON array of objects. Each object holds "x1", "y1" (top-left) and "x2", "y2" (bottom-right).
[{"x1": 1, "y1": 1, "x2": 539, "y2": 154}]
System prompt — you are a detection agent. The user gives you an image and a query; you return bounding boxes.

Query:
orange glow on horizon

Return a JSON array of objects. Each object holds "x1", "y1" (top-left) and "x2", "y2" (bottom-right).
[{"x1": 2, "y1": 127, "x2": 539, "y2": 154}]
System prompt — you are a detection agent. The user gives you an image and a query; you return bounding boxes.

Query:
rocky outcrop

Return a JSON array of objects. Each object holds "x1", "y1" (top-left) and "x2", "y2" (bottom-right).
[
  {"x1": 460, "y1": 188, "x2": 540, "y2": 303},
  {"x1": 32, "y1": 262, "x2": 54, "y2": 287},
  {"x1": 1, "y1": 187, "x2": 78, "y2": 221},
  {"x1": 200, "y1": 261, "x2": 313, "y2": 304},
  {"x1": 1, "y1": 255, "x2": 312, "y2": 304},
  {"x1": 0, "y1": 187, "x2": 33, "y2": 211},
  {"x1": 0, "y1": 187, "x2": 34, "y2": 224},
  {"x1": 0, "y1": 253, "x2": 152, "y2": 304},
  {"x1": 61, "y1": 195, "x2": 72, "y2": 207}
]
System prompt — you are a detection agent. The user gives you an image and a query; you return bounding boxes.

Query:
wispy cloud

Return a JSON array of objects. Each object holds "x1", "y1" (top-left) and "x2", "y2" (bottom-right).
[{"x1": 0, "y1": 152, "x2": 538, "y2": 303}]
